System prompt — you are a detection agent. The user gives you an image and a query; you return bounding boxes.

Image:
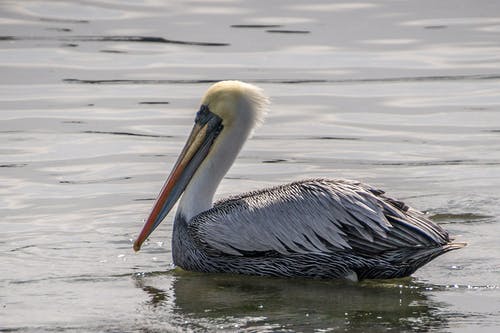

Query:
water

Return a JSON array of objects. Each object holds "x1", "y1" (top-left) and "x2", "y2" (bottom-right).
[{"x1": 1, "y1": 0, "x2": 499, "y2": 331}]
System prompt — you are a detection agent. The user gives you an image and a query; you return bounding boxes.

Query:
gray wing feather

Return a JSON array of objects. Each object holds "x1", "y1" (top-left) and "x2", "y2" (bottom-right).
[{"x1": 189, "y1": 179, "x2": 449, "y2": 256}]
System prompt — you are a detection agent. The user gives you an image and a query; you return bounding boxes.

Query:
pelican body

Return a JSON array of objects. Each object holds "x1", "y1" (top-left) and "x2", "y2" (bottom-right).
[{"x1": 134, "y1": 81, "x2": 464, "y2": 281}]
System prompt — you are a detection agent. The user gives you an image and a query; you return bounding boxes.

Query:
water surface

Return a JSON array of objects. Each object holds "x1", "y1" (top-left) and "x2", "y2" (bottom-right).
[{"x1": 1, "y1": 0, "x2": 499, "y2": 332}]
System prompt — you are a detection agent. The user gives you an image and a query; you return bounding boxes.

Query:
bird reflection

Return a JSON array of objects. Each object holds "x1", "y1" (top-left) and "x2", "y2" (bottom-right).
[{"x1": 133, "y1": 270, "x2": 449, "y2": 332}]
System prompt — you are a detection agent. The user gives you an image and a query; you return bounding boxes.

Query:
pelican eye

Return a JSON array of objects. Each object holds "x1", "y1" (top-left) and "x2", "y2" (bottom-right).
[
  {"x1": 195, "y1": 104, "x2": 222, "y2": 130},
  {"x1": 195, "y1": 105, "x2": 210, "y2": 124}
]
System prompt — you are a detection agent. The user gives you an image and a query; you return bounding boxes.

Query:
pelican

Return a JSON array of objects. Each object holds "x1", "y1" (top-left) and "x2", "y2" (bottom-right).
[{"x1": 134, "y1": 81, "x2": 464, "y2": 280}]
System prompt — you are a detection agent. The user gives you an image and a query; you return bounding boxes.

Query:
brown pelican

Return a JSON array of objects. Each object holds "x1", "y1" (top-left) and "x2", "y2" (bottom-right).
[{"x1": 134, "y1": 80, "x2": 464, "y2": 280}]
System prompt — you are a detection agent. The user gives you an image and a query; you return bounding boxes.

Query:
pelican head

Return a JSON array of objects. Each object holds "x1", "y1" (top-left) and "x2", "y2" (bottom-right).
[{"x1": 134, "y1": 81, "x2": 269, "y2": 251}]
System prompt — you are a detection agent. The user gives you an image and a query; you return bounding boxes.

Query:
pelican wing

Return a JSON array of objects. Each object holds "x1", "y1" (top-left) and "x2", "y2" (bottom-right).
[{"x1": 188, "y1": 179, "x2": 450, "y2": 256}]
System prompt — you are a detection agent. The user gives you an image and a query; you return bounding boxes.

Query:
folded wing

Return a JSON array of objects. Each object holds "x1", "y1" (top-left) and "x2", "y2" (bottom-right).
[{"x1": 188, "y1": 179, "x2": 450, "y2": 257}]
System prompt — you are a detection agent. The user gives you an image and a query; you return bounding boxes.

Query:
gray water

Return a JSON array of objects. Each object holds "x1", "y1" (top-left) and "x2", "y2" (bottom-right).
[{"x1": 1, "y1": 0, "x2": 500, "y2": 332}]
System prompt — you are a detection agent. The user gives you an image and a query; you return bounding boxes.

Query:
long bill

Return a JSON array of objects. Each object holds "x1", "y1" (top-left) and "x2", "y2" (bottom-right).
[{"x1": 133, "y1": 109, "x2": 222, "y2": 252}]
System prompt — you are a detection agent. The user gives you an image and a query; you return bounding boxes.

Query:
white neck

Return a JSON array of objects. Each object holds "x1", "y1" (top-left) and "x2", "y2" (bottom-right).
[{"x1": 177, "y1": 110, "x2": 255, "y2": 222}]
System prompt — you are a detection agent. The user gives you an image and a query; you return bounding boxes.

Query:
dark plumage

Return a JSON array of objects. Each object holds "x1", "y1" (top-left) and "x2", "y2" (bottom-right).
[{"x1": 172, "y1": 179, "x2": 464, "y2": 280}]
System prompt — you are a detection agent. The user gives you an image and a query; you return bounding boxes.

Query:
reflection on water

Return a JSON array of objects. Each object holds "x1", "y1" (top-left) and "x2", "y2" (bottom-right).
[
  {"x1": 1, "y1": 0, "x2": 500, "y2": 331},
  {"x1": 134, "y1": 271, "x2": 449, "y2": 332}
]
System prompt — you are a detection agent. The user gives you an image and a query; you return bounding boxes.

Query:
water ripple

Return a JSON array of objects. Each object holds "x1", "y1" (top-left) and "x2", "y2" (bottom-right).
[
  {"x1": 0, "y1": 35, "x2": 230, "y2": 47},
  {"x1": 62, "y1": 74, "x2": 500, "y2": 85}
]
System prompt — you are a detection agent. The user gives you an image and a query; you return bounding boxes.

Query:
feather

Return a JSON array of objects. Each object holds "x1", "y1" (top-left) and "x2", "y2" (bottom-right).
[{"x1": 188, "y1": 179, "x2": 451, "y2": 257}]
